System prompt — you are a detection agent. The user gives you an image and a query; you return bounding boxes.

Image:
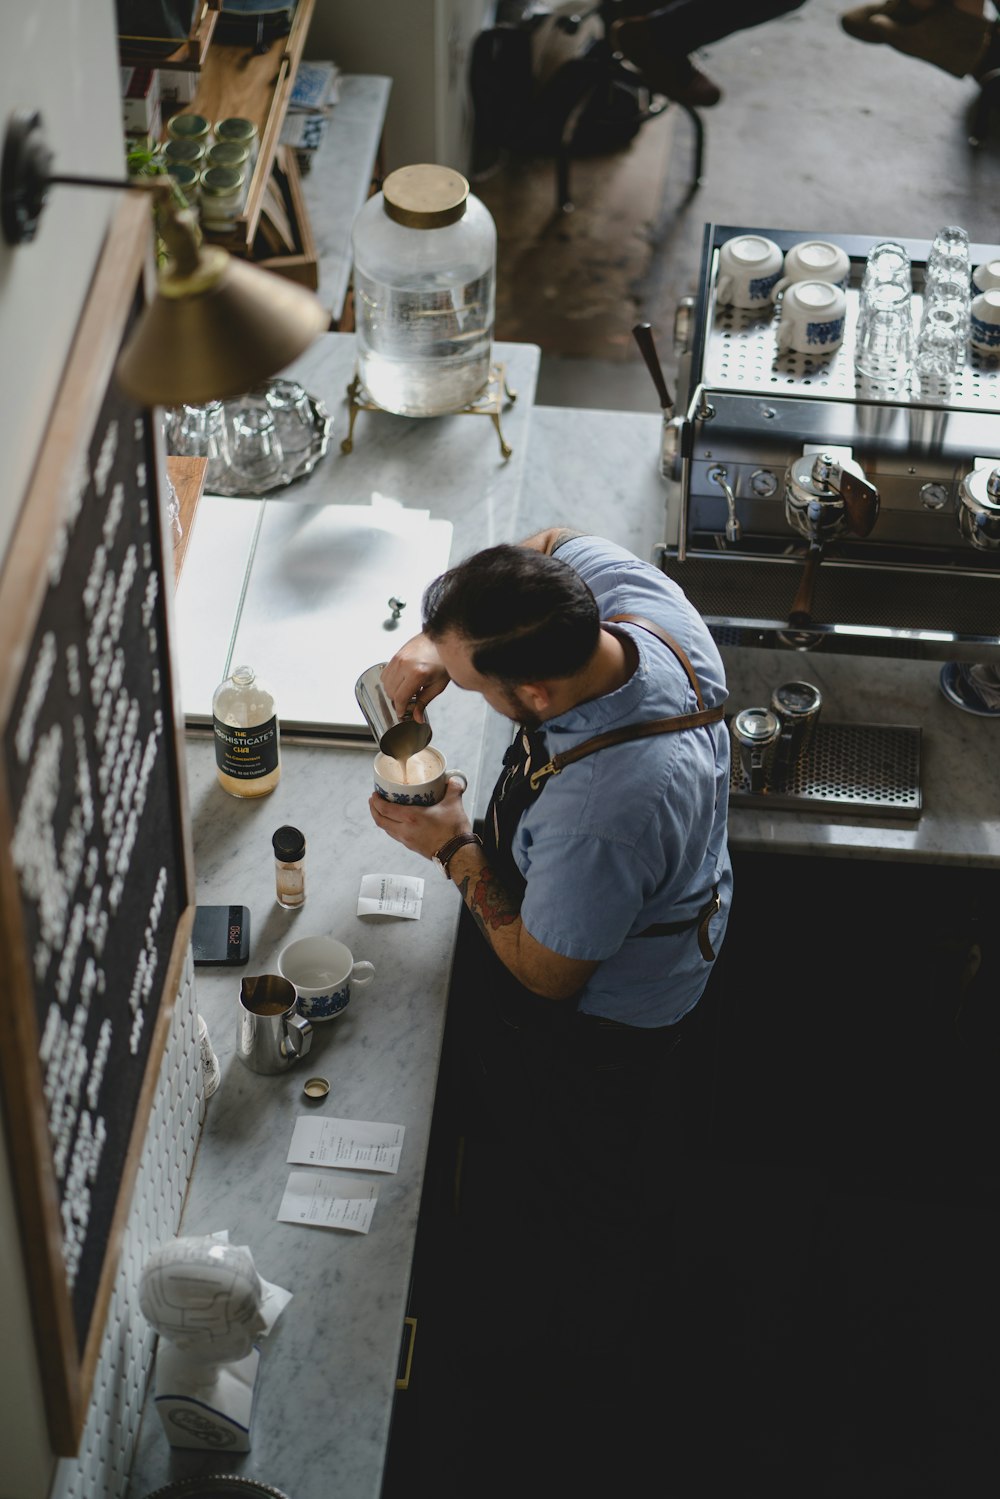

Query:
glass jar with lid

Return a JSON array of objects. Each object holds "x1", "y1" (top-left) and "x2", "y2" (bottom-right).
[
  {"x1": 167, "y1": 111, "x2": 212, "y2": 148},
  {"x1": 199, "y1": 164, "x2": 246, "y2": 231},
  {"x1": 163, "y1": 137, "x2": 206, "y2": 171},
  {"x1": 216, "y1": 116, "x2": 259, "y2": 169},
  {"x1": 205, "y1": 140, "x2": 250, "y2": 174},
  {"x1": 350, "y1": 163, "x2": 497, "y2": 417},
  {"x1": 164, "y1": 161, "x2": 200, "y2": 205},
  {"x1": 212, "y1": 665, "x2": 280, "y2": 798}
]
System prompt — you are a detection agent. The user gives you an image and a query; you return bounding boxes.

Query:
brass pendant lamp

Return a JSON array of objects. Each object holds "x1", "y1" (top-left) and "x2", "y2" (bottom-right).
[{"x1": 1, "y1": 110, "x2": 328, "y2": 407}]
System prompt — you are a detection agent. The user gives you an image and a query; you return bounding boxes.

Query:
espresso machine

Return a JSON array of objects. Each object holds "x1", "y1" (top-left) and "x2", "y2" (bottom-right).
[{"x1": 658, "y1": 224, "x2": 1000, "y2": 664}]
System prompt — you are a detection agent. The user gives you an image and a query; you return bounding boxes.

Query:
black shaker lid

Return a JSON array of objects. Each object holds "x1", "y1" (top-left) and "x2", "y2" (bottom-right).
[{"x1": 272, "y1": 825, "x2": 305, "y2": 860}]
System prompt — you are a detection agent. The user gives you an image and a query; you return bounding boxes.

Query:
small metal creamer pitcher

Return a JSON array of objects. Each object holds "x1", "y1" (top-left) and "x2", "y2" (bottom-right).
[
  {"x1": 355, "y1": 662, "x2": 432, "y2": 762},
  {"x1": 237, "y1": 974, "x2": 312, "y2": 1075}
]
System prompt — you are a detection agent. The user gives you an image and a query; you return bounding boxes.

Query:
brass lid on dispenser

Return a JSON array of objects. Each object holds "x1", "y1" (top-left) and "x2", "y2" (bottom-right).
[{"x1": 382, "y1": 164, "x2": 469, "y2": 230}]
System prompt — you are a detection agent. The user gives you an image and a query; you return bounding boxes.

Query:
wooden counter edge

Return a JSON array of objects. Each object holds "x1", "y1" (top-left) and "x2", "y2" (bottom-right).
[{"x1": 168, "y1": 455, "x2": 209, "y2": 587}]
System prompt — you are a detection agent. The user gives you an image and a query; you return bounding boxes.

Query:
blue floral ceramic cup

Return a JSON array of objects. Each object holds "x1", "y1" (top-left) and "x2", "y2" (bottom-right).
[
  {"x1": 278, "y1": 936, "x2": 376, "y2": 1023},
  {"x1": 775, "y1": 280, "x2": 847, "y2": 357},
  {"x1": 970, "y1": 290, "x2": 1000, "y2": 355},
  {"x1": 373, "y1": 746, "x2": 468, "y2": 806},
  {"x1": 716, "y1": 234, "x2": 783, "y2": 310}
]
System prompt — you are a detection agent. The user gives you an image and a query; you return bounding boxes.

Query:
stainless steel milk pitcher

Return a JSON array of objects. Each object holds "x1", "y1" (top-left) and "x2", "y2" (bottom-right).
[
  {"x1": 237, "y1": 974, "x2": 313, "y2": 1074},
  {"x1": 355, "y1": 662, "x2": 432, "y2": 762}
]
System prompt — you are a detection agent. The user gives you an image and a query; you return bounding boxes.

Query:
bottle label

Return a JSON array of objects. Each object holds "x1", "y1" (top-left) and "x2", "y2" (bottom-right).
[{"x1": 213, "y1": 714, "x2": 280, "y2": 780}]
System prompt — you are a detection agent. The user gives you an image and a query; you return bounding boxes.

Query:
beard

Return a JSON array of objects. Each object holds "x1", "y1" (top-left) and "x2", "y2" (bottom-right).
[{"x1": 500, "y1": 684, "x2": 541, "y2": 730}]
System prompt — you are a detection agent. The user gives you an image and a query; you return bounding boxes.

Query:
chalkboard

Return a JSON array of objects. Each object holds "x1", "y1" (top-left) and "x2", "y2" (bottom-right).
[{"x1": 0, "y1": 196, "x2": 194, "y2": 1454}]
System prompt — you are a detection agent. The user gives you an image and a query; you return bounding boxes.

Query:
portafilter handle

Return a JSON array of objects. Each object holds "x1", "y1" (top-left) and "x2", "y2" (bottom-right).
[{"x1": 785, "y1": 451, "x2": 879, "y2": 543}]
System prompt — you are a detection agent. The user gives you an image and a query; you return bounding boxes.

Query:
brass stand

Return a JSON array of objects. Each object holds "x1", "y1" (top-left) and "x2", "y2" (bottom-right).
[{"x1": 340, "y1": 363, "x2": 517, "y2": 461}]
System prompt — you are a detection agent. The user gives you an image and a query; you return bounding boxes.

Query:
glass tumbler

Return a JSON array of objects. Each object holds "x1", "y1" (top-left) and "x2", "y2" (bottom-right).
[
  {"x1": 858, "y1": 241, "x2": 912, "y2": 344},
  {"x1": 854, "y1": 281, "x2": 913, "y2": 384},
  {"x1": 167, "y1": 401, "x2": 231, "y2": 489},
  {"x1": 263, "y1": 379, "x2": 316, "y2": 455},
  {"x1": 926, "y1": 225, "x2": 970, "y2": 280},
  {"x1": 229, "y1": 403, "x2": 285, "y2": 487},
  {"x1": 914, "y1": 302, "x2": 966, "y2": 381}
]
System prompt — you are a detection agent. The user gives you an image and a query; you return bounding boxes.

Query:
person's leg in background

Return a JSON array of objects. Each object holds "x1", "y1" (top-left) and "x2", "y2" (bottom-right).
[
  {"x1": 609, "y1": 0, "x2": 808, "y2": 107},
  {"x1": 840, "y1": 0, "x2": 993, "y2": 78}
]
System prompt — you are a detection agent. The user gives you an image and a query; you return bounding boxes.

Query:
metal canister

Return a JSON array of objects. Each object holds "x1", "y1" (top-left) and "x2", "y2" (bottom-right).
[
  {"x1": 731, "y1": 706, "x2": 782, "y2": 793},
  {"x1": 770, "y1": 680, "x2": 822, "y2": 775}
]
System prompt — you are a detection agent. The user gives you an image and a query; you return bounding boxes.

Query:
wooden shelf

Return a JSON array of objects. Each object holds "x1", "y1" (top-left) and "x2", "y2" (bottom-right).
[{"x1": 182, "y1": 0, "x2": 316, "y2": 256}]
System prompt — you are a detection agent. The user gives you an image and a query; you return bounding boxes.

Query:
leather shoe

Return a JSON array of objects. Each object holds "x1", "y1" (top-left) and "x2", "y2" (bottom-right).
[
  {"x1": 610, "y1": 18, "x2": 722, "y2": 107},
  {"x1": 840, "y1": 0, "x2": 928, "y2": 43},
  {"x1": 871, "y1": 4, "x2": 991, "y2": 76}
]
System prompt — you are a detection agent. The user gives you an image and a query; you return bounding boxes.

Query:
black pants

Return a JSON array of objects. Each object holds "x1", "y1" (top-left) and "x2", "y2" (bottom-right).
[{"x1": 616, "y1": 0, "x2": 807, "y2": 52}]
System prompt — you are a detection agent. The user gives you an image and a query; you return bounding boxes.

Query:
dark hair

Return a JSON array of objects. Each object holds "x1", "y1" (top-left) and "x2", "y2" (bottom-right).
[{"x1": 422, "y1": 544, "x2": 600, "y2": 683}]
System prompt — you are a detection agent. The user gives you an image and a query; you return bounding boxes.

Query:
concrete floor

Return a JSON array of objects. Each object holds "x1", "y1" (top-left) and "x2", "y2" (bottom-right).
[{"x1": 475, "y1": 0, "x2": 1000, "y2": 412}]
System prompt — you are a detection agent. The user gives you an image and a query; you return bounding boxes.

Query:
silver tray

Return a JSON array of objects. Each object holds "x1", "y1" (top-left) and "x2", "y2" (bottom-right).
[
  {"x1": 207, "y1": 385, "x2": 331, "y2": 497},
  {"x1": 729, "y1": 719, "x2": 922, "y2": 819}
]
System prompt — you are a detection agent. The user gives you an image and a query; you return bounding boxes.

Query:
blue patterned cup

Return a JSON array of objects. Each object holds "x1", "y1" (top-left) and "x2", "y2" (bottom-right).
[
  {"x1": 716, "y1": 234, "x2": 783, "y2": 310},
  {"x1": 970, "y1": 290, "x2": 1000, "y2": 355},
  {"x1": 775, "y1": 280, "x2": 847, "y2": 357},
  {"x1": 278, "y1": 936, "x2": 376, "y2": 1023},
  {"x1": 373, "y1": 746, "x2": 467, "y2": 806}
]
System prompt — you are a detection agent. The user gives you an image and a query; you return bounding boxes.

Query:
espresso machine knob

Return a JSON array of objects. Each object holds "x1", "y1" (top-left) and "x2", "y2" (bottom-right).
[{"x1": 957, "y1": 463, "x2": 1000, "y2": 550}]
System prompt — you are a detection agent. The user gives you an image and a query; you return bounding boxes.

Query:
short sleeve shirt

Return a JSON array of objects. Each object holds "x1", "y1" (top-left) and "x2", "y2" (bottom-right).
[{"x1": 511, "y1": 536, "x2": 732, "y2": 1026}]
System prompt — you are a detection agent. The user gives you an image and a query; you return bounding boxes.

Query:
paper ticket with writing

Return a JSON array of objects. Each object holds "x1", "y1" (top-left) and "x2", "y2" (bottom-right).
[
  {"x1": 277, "y1": 1172, "x2": 377, "y2": 1233},
  {"x1": 287, "y1": 1116, "x2": 405, "y2": 1174}
]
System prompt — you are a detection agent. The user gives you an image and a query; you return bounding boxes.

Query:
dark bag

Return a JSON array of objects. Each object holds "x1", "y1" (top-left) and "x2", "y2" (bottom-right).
[{"x1": 470, "y1": 7, "x2": 645, "y2": 160}]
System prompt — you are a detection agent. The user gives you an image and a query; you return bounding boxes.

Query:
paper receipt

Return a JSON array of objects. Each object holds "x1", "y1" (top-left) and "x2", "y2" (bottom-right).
[
  {"x1": 287, "y1": 1115, "x2": 405, "y2": 1174},
  {"x1": 277, "y1": 1172, "x2": 378, "y2": 1233},
  {"x1": 358, "y1": 873, "x2": 424, "y2": 918}
]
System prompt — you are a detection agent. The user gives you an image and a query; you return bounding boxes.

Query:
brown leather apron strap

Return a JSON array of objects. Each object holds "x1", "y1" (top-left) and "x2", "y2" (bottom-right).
[
  {"x1": 527, "y1": 707, "x2": 725, "y2": 791},
  {"x1": 527, "y1": 613, "x2": 725, "y2": 790},
  {"x1": 606, "y1": 613, "x2": 709, "y2": 711}
]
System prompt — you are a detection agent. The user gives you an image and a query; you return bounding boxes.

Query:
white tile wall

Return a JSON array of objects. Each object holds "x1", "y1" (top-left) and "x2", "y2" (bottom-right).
[{"x1": 49, "y1": 952, "x2": 203, "y2": 1499}]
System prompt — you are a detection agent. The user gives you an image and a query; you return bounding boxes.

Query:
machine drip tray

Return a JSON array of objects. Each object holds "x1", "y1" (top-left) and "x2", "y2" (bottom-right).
[{"x1": 729, "y1": 720, "x2": 922, "y2": 819}]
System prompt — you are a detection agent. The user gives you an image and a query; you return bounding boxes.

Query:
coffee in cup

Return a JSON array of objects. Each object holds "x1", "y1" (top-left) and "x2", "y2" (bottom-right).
[{"x1": 373, "y1": 746, "x2": 468, "y2": 806}]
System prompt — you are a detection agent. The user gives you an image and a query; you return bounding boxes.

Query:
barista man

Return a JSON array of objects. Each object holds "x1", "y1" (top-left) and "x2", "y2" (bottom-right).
[{"x1": 369, "y1": 527, "x2": 732, "y2": 1489}]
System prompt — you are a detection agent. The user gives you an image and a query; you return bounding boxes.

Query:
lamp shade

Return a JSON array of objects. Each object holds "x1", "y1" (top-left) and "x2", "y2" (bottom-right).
[{"x1": 116, "y1": 244, "x2": 329, "y2": 408}]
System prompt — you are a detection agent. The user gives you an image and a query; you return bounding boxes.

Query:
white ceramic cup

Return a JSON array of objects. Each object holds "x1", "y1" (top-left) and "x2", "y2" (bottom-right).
[
  {"x1": 774, "y1": 239, "x2": 851, "y2": 296},
  {"x1": 716, "y1": 234, "x2": 783, "y2": 309},
  {"x1": 969, "y1": 289, "x2": 1000, "y2": 354},
  {"x1": 973, "y1": 259, "x2": 1000, "y2": 294},
  {"x1": 775, "y1": 280, "x2": 848, "y2": 356},
  {"x1": 278, "y1": 935, "x2": 376, "y2": 1022},
  {"x1": 373, "y1": 746, "x2": 468, "y2": 806}
]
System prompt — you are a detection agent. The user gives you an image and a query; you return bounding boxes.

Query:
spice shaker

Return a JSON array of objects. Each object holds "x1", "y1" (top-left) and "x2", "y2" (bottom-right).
[
  {"x1": 272, "y1": 825, "x2": 306, "y2": 908},
  {"x1": 212, "y1": 664, "x2": 281, "y2": 798}
]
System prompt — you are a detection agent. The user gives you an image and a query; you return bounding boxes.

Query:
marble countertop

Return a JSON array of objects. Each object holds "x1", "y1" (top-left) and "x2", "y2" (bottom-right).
[
  {"x1": 299, "y1": 74, "x2": 392, "y2": 325},
  {"x1": 128, "y1": 376, "x2": 1000, "y2": 1499},
  {"x1": 127, "y1": 337, "x2": 539, "y2": 1499}
]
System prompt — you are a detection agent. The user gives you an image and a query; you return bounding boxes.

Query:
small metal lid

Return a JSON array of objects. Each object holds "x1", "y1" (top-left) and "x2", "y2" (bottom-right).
[
  {"x1": 272, "y1": 825, "x2": 305, "y2": 861},
  {"x1": 167, "y1": 112, "x2": 211, "y2": 141},
  {"x1": 771, "y1": 681, "x2": 821, "y2": 718},
  {"x1": 216, "y1": 116, "x2": 259, "y2": 143},
  {"x1": 201, "y1": 165, "x2": 245, "y2": 197},
  {"x1": 162, "y1": 138, "x2": 205, "y2": 165},
  {"x1": 732, "y1": 707, "x2": 780, "y2": 743},
  {"x1": 206, "y1": 141, "x2": 250, "y2": 169},
  {"x1": 382, "y1": 164, "x2": 469, "y2": 230},
  {"x1": 303, "y1": 1076, "x2": 330, "y2": 1100}
]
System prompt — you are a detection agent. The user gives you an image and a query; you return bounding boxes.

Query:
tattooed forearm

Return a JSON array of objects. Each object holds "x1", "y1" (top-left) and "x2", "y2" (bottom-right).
[{"x1": 457, "y1": 866, "x2": 520, "y2": 934}]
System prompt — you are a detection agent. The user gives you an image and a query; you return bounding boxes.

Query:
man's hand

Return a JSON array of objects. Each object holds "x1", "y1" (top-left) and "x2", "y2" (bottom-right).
[
  {"x1": 380, "y1": 633, "x2": 451, "y2": 722},
  {"x1": 368, "y1": 778, "x2": 471, "y2": 862}
]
